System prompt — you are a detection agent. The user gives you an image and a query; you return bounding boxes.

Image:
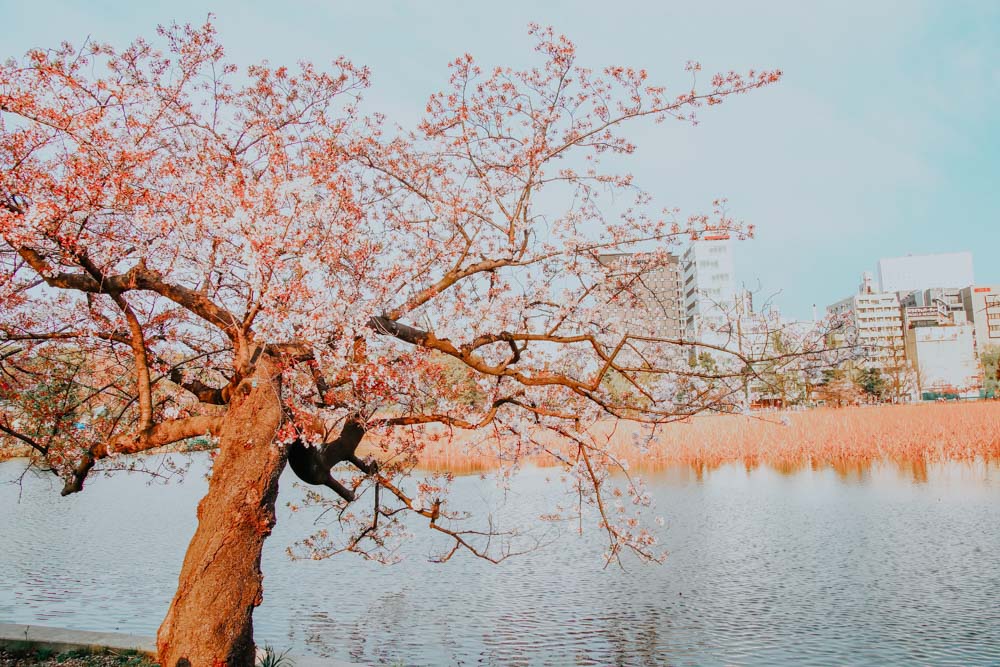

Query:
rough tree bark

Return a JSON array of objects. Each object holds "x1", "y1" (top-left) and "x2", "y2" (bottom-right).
[{"x1": 156, "y1": 357, "x2": 287, "y2": 667}]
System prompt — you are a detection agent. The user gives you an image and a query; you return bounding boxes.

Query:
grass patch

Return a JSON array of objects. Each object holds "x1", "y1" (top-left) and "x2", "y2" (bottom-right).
[{"x1": 0, "y1": 646, "x2": 157, "y2": 666}]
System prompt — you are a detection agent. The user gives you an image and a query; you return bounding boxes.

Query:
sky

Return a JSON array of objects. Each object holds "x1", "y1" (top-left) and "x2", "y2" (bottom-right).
[{"x1": 2, "y1": 0, "x2": 997, "y2": 320}]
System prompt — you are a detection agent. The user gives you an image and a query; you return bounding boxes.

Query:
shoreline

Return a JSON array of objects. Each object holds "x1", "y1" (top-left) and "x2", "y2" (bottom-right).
[{"x1": 0, "y1": 623, "x2": 361, "y2": 667}]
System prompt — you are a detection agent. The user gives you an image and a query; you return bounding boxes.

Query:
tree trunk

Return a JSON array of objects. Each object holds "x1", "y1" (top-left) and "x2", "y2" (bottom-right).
[{"x1": 157, "y1": 359, "x2": 286, "y2": 667}]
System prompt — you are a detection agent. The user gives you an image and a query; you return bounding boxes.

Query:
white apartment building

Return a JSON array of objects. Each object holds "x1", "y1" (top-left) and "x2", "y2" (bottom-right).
[
  {"x1": 827, "y1": 273, "x2": 906, "y2": 369},
  {"x1": 960, "y1": 284, "x2": 1000, "y2": 354},
  {"x1": 682, "y1": 234, "x2": 736, "y2": 341},
  {"x1": 877, "y1": 251, "x2": 974, "y2": 293}
]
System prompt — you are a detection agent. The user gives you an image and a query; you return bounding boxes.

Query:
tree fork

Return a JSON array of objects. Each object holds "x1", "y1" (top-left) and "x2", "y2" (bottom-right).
[{"x1": 156, "y1": 357, "x2": 286, "y2": 667}]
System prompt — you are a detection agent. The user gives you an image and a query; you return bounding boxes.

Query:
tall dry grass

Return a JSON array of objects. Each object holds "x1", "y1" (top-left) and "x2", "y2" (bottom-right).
[
  {"x1": 413, "y1": 401, "x2": 1000, "y2": 474},
  {"x1": 5, "y1": 401, "x2": 994, "y2": 477}
]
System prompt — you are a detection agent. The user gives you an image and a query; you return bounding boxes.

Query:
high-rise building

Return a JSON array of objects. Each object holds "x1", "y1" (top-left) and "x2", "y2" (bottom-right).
[
  {"x1": 827, "y1": 273, "x2": 906, "y2": 370},
  {"x1": 597, "y1": 252, "x2": 685, "y2": 340},
  {"x1": 682, "y1": 234, "x2": 736, "y2": 340},
  {"x1": 876, "y1": 251, "x2": 974, "y2": 293},
  {"x1": 960, "y1": 285, "x2": 1000, "y2": 354}
]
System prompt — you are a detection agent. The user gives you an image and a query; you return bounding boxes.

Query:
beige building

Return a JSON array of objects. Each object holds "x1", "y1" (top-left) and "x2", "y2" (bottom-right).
[
  {"x1": 598, "y1": 252, "x2": 685, "y2": 340},
  {"x1": 960, "y1": 285, "x2": 1000, "y2": 354}
]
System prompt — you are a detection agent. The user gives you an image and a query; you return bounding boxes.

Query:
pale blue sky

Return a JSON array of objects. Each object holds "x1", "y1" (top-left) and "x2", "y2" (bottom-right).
[{"x1": 2, "y1": 0, "x2": 997, "y2": 319}]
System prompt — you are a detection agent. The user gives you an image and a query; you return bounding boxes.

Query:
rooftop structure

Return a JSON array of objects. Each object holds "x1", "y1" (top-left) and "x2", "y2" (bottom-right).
[{"x1": 899, "y1": 287, "x2": 966, "y2": 315}]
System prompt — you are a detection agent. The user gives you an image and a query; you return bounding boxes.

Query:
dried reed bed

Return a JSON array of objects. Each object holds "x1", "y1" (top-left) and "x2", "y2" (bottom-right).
[{"x1": 412, "y1": 401, "x2": 1000, "y2": 474}]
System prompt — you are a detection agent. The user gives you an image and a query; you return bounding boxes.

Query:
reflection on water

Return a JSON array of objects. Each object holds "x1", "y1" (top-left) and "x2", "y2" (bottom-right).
[{"x1": 1, "y1": 456, "x2": 999, "y2": 666}]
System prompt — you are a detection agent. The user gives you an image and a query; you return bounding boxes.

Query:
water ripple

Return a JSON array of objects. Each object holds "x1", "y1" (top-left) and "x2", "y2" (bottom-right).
[{"x1": 1, "y1": 457, "x2": 999, "y2": 665}]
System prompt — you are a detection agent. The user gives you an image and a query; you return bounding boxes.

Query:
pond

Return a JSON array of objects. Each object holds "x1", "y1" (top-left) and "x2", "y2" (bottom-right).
[{"x1": 1, "y1": 455, "x2": 998, "y2": 666}]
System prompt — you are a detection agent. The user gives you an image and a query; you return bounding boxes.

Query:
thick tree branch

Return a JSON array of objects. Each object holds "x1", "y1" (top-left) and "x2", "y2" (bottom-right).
[
  {"x1": 13, "y1": 246, "x2": 241, "y2": 338},
  {"x1": 0, "y1": 422, "x2": 48, "y2": 455},
  {"x1": 61, "y1": 414, "x2": 223, "y2": 496},
  {"x1": 0, "y1": 327, "x2": 233, "y2": 406},
  {"x1": 77, "y1": 252, "x2": 154, "y2": 431}
]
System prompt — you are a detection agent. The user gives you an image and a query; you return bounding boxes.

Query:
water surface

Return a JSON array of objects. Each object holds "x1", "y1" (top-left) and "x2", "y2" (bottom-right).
[{"x1": 2, "y1": 456, "x2": 998, "y2": 666}]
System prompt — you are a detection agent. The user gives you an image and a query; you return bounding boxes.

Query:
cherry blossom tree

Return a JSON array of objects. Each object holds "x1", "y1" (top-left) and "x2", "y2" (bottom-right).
[{"x1": 0, "y1": 21, "x2": 787, "y2": 665}]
